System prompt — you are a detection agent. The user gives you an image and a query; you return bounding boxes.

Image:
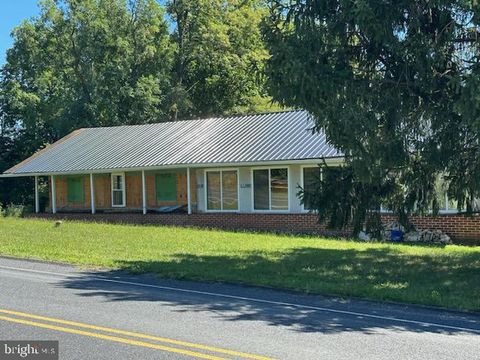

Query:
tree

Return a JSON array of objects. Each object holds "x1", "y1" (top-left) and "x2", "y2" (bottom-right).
[
  {"x1": 1, "y1": 0, "x2": 172, "y2": 141},
  {"x1": 264, "y1": 0, "x2": 480, "y2": 234},
  {"x1": 0, "y1": 0, "x2": 278, "y2": 205},
  {"x1": 167, "y1": 0, "x2": 274, "y2": 119},
  {"x1": 2, "y1": 0, "x2": 275, "y2": 144},
  {"x1": 0, "y1": 88, "x2": 36, "y2": 207},
  {"x1": 0, "y1": 0, "x2": 173, "y2": 205}
]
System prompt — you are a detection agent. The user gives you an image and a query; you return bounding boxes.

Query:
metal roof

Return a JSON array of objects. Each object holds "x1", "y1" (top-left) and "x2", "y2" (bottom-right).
[{"x1": 3, "y1": 110, "x2": 342, "y2": 176}]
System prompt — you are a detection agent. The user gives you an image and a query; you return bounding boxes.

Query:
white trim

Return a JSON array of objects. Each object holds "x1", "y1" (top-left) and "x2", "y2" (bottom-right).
[
  {"x1": 51, "y1": 175, "x2": 57, "y2": 214},
  {"x1": 90, "y1": 173, "x2": 95, "y2": 214},
  {"x1": 187, "y1": 168, "x2": 192, "y2": 215},
  {"x1": 379, "y1": 208, "x2": 461, "y2": 215},
  {"x1": 204, "y1": 168, "x2": 240, "y2": 212},
  {"x1": 34, "y1": 176, "x2": 40, "y2": 213},
  {"x1": 111, "y1": 172, "x2": 126, "y2": 207},
  {"x1": 299, "y1": 166, "x2": 304, "y2": 212},
  {"x1": 378, "y1": 191, "x2": 465, "y2": 215},
  {"x1": 1, "y1": 158, "x2": 345, "y2": 178},
  {"x1": 251, "y1": 166, "x2": 290, "y2": 212},
  {"x1": 141, "y1": 170, "x2": 147, "y2": 215},
  {"x1": 440, "y1": 192, "x2": 465, "y2": 213},
  {"x1": 439, "y1": 209, "x2": 460, "y2": 214}
]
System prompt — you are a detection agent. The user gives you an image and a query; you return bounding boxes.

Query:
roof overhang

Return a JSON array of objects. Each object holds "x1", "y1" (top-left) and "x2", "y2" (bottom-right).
[{"x1": 0, "y1": 156, "x2": 345, "y2": 178}]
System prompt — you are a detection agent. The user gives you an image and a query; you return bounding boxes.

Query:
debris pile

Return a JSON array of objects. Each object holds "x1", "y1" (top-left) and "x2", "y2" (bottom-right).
[
  {"x1": 403, "y1": 229, "x2": 452, "y2": 244},
  {"x1": 359, "y1": 221, "x2": 452, "y2": 244}
]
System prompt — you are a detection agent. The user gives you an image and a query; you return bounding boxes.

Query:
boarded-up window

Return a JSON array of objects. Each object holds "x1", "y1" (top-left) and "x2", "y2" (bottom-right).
[
  {"x1": 156, "y1": 174, "x2": 177, "y2": 201},
  {"x1": 206, "y1": 172, "x2": 221, "y2": 210},
  {"x1": 206, "y1": 170, "x2": 238, "y2": 211},
  {"x1": 222, "y1": 171, "x2": 238, "y2": 210},
  {"x1": 67, "y1": 177, "x2": 84, "y2": 203}
]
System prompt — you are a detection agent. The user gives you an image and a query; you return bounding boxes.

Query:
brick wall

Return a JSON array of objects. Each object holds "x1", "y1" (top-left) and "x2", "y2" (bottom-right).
[
  {"x1": 382, "y1": 214, "x2": 480, "y2": 243},
  {"x1": 26, "y1": 212, "x2": 480, "y2": 244},
  {"x1": 27, "y1": 212, "x2": 349, "y2": 237}
]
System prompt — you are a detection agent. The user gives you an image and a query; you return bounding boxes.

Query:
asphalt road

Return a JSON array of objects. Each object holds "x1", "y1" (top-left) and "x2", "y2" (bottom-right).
[{"x1": 0, "y1": 257, "x2": 478, "y2": 360}]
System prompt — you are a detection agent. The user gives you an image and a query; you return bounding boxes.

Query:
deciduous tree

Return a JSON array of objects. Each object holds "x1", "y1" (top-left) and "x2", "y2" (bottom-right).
[{"x1": 167, "y1": 0, "x2": 273, "y2": 119}]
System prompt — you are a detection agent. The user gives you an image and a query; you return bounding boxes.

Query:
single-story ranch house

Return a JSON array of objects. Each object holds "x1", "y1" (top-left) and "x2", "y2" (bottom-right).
[{"x1": 2, "y1": 110, "x2": 480, "y2": 242}]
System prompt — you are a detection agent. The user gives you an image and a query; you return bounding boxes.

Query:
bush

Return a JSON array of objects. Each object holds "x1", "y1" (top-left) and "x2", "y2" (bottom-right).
[
  {"x1": 0, "y1": 204, "x2": 4, "y2": 217},
  {"x1": 4, "y1": 204, "x2": 25, "y2": 218}
]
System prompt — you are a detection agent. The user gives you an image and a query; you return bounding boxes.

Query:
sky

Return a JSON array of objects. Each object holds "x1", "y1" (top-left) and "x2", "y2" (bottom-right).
[
  {"x1": 0, "y1": 0, "x2": 41, "y2": 65},
  {"x1": 0, "y1": 1, "x2": 172, "y2": 66}
]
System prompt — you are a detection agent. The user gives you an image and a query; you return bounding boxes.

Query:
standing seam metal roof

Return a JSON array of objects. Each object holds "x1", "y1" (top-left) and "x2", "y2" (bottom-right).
[{"x1": 4, "y1": 110, "x2": 342, "y2": 175}]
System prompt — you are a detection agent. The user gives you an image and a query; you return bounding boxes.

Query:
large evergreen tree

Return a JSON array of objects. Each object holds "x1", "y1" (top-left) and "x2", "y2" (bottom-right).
[{"x1": 264, "y1": 0, "x2": 480, "y2": 234}]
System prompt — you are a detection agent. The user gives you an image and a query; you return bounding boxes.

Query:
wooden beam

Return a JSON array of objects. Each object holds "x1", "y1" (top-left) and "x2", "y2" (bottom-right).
[
  {"x1": 51, "y1": 175, "x2": 57, "y2": 214},
  {"x1": 90, "y1": 173, "x2": 95, "y2": 214},
  {"x1": 187, "y1": 167, "x2": 192, "y2": 215},
  {"x1": 34, "y1": 176, "x2": 40, "y2": 213},
  {"x1": 142, "y1": 170, "x2": 147, "y2": 215}
]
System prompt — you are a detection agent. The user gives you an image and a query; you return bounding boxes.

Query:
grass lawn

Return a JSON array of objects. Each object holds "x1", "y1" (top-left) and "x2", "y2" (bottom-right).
[{"x1": 0, "y1": 217, "x2": 479, "y2": 311}]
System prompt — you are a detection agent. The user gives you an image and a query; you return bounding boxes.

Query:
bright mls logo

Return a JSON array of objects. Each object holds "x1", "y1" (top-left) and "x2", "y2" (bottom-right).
[{"x1": 0, "y1": 341, "x2": 58, "y2": 360}]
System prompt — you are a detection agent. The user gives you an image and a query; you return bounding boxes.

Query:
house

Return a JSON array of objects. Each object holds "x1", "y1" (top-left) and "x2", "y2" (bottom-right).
[{"x1": 2, "y1": 110, "x2": 479, "y2": 241}]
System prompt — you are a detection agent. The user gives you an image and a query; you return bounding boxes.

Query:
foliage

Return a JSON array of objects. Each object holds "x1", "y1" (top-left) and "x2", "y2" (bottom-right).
[
  {"x1": 2, "y1": 0, "x2": 172, "y2": 134},
  {"x1": 264, "y1": 0, "x2": 480, "y2": 233},
  {"x1": 3, "y1": 204, "x2": 25, "y2": 217},
  {"x1": 0, "y1": 0, "x2": 276, "y2": 204},
  {"x1": 0, "y1": 91, "x2": 40, "y2": 205},
  {"x1": 299, "y1": 164, "x2": 398, "y2": 235},
  {"x1": 166, "y1": 0, "x2": 272, "y2": 119},
  {"x1": 0, "y1": 217, "x2": 478, "y2": 310}
]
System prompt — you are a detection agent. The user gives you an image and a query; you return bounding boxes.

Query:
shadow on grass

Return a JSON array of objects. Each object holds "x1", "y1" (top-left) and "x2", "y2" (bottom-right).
[{"x1": 58, "y1": 246, "x2": 480, "y2": 335}]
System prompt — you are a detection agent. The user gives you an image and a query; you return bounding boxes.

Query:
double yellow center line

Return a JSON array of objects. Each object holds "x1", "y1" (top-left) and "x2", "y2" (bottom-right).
[{"x1": 0, "y1": 309, "x2": 274, "y2": 360}]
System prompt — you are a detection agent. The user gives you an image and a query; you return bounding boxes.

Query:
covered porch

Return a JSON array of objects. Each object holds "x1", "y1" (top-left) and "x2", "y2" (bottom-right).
[{"x1": 36, "y1": 168, "x2": 197, "y2": 215}]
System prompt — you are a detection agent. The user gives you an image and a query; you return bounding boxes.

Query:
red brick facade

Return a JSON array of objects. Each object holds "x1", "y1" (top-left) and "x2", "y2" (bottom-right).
[
  {"x1": 28, "y1": 212, "x2": 338, "y2": 233},
  {"x1": 381, "y1": 214, "x2": 480, "y2": 243},
  {"x1": 26, "y1": 212, "x2": 480, "y2": 244}
]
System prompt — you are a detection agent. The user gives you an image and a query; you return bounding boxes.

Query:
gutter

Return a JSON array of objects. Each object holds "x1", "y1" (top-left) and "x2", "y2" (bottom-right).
[{"x1": 0, "y1": 157, "x2": 345, "y2": 178}]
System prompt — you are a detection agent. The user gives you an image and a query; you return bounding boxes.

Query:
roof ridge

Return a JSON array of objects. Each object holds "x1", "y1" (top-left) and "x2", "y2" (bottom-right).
[{"x1": 84, "y1": 109, "x2": 306, "y2": 130}]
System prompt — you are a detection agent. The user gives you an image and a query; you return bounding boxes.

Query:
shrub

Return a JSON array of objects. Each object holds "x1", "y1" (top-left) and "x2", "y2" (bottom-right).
[
  {"x1": 4, "y1": 204, "x2": 25, "y2": 218},
  {"x1": 0, "y1": 204, "x2": 4, "y2": 217}
]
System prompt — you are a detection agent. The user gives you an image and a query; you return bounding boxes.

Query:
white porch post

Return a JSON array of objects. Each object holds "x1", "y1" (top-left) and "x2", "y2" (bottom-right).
[
  {"x1": 34, "y1": 176, "x2": 40, "y2": 213},
  {"x1": 90, "y1": 173, "x2": 95, "y2": 214},
  {"x1": 51, "y1": 175, "x2": 57, "y2": 214},
  {"x1": 187, "y1": 167, "x2": 192, "y2": 215},
  {"x1": 142, "y1": 170, "x2": 147, "y2": 215}
]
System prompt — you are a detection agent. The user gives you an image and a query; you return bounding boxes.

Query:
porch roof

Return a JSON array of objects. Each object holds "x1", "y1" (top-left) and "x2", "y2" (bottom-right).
[{"x1": 2, "y1": 110, "x2": 342, "y2": 176}]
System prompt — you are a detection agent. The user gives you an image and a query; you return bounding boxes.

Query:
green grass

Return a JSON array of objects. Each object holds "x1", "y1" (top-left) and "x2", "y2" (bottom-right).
[{"x1": 0, "y1": 217, "x2": 479, "y2": 311}]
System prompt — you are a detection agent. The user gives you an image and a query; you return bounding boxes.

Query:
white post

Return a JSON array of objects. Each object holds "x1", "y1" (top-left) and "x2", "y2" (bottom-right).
[
  {"x1": 142, "y1": 170, "x2": 147, "y2": 215},
  {"x1": 90, "y1": 173, "x2": 95, "y2": 214},
  {"x1": 34, "y1": 176, "x2": 40, "y2": 213},
  {"x1": 51, "y1": 175, "x2": 57, "y2": 214},
  {"x1": 187, "y1": 167, "x2": 192, "y2": 215}
]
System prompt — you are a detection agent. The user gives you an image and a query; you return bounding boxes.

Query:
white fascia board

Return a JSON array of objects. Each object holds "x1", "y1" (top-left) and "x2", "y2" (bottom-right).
[{"x1": 0, "y1": 157, "x2": 345, "y2": 178}]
